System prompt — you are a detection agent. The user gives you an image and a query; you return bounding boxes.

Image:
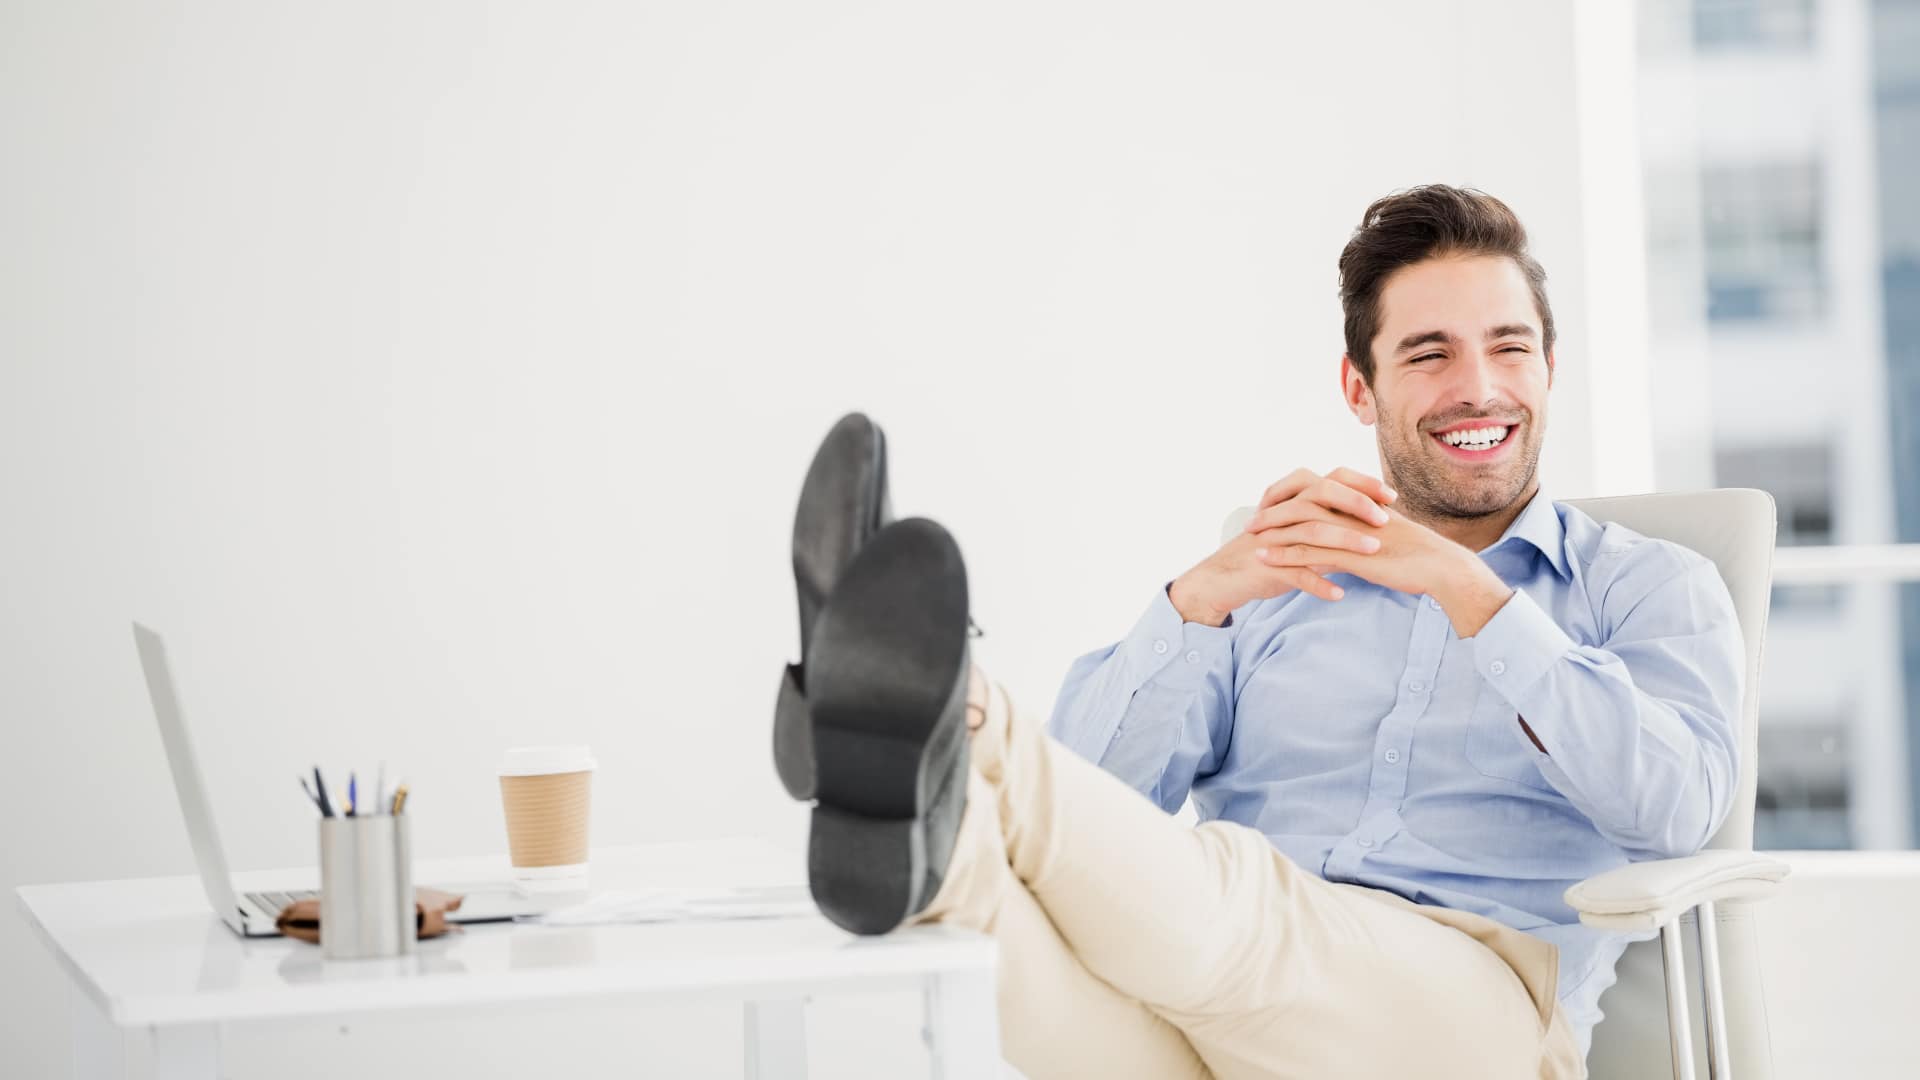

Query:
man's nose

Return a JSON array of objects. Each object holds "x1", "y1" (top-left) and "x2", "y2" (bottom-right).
[{"x1": 1450, "y1": 350, "x2": 1501, "y2": 407}]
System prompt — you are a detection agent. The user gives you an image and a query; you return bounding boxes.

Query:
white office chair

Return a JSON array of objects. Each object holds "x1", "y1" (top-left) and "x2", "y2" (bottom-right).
[{"x1": 1222, "y1": 489, "x2": 1789, "y2": 1080}]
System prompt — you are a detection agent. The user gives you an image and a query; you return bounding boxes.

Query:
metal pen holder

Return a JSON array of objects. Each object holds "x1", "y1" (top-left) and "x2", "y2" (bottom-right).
[{"x1": 318, "y1": 814, "x2": 416, "y2": 960}]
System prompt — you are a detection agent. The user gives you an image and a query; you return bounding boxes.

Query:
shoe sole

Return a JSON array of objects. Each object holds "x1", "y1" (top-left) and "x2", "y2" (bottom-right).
[
  {"x1": 772, "y1": 664, "x2": 813, "y2": 800},
  {"x1": 775, "y1": 414, "x2": 890, "y2": 801},
  {"x1": 790, "y1": 413, "x2": 889, "y2": 647},
  {"x1": 804, "y1": 518, "x2": 970, "y2": 935}
]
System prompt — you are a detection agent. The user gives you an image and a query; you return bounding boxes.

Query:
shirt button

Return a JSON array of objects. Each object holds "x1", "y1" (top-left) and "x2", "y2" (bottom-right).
[
  {"x1": 1490, "y1": 660, "x2": 1507, "y2": 676},
  {"x1": 1153, "y1": 639, "x2": 1169, "y2": 655},
  {"x1": 1185, "y1": 650, "x2": 1200, "y2": 663},
  {"x1": 1384, "y1": 748, "x2": 1400, "y2": 764},
  {"x1": 1427, "y1": 596, "x2": 1442, "y2": 611},
  {"x1": 1357, "y1": 835, "x2": 1374, "y2": 848},
  {"x1": 1409, "y1": 681, "x2": 1426, "y2": 694}
]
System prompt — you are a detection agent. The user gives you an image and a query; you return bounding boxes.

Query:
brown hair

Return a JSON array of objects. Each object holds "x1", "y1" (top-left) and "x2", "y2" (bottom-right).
[{"x1": 1338, "y1": 185, "x2": 1555, "y2": 384}]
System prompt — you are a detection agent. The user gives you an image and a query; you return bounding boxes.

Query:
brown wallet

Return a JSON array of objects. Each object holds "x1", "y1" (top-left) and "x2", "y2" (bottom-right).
[{"x1": 275, "y1": 887, "x2": 466, "y2": 944}]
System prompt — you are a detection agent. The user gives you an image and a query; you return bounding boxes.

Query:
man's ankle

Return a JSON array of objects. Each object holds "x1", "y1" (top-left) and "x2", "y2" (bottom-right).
[{"x1": 965, "y1": 664, "x2": 989, "y2": 732}]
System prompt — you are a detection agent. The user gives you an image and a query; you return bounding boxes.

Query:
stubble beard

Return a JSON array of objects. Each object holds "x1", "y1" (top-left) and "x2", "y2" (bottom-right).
[{"x1": 1376, "y1": 407, "x2": 1543, "y2": 523}]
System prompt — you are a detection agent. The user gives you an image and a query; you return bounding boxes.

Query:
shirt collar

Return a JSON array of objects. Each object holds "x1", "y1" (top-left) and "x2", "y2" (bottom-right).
[{"x1": 1477, "y1": 484, "x2": 1571, "y2": 581}]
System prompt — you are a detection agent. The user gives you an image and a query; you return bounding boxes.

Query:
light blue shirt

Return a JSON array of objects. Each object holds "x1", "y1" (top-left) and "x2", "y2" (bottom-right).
[{"x1": 1050, "y1": 487, "x2": 1743, "y2": 1059}]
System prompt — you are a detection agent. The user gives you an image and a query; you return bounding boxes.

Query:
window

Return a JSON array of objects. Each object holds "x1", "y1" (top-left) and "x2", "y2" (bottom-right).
[
  {"x1": 1700, "y1": 162, "x2": 1824, "y2": 324},
  {"x1": 1715, "y1": 443, "x2": 1843, "y2": 610},
  {"x1": 1692, "y1": 0, "x2": 1816, "y2": 51},
  {"x1": 1755, "y1": 720, "x2": 1850, "y2": 848},
  {"x1": 1637, "y1": 0, "x2": 1920, "y2": 850}
]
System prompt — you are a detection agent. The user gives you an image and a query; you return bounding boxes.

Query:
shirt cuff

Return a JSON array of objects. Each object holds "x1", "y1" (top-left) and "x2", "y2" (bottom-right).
[
  {"x1": 1120, "y1": 584, "x2": 1234, "y2": 691},
  {"x1": 1470, "y1": 587, "x2": 1575, "y2": 708}
]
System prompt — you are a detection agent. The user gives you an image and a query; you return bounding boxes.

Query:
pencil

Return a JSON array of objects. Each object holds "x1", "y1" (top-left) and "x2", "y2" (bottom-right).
[
  {"x1": 299, "y1": 774, "x2": 326, "y2": 816},
  {"x1": 312, "y1": 766, "x2": 335, "y2": 818}
]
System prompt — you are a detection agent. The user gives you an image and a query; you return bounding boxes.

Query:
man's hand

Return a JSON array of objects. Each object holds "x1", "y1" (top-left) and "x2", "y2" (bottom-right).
[
  {"x1": 1247, "y1": 499, "x2": 1448, "y2": 596},
  {"x1": 1167, "y1": 468, "x2": 1397, "y2": 626},
  {"x1": 1243, "y1": 493, "x2": 1516, "y2": 637}
]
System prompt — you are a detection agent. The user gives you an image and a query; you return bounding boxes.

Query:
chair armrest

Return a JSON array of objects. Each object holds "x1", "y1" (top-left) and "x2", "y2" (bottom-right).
[{"x1": 1563, "y1": 849, "x2": 1790, "y2": 932}]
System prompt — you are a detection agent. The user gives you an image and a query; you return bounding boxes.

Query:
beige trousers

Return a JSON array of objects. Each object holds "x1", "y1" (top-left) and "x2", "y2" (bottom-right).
[{"x1": 913, "y1": 677, "x2": 1587, "y2": 1080}]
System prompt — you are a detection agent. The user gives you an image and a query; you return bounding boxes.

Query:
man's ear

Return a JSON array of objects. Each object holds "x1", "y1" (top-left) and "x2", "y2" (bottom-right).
[
  {"x1": 1340, "y1": 354, "x2": 1376, "y2": 426},
  {"x1": 1546, "y1": 348, "x2": 1556, "y2": 388}
]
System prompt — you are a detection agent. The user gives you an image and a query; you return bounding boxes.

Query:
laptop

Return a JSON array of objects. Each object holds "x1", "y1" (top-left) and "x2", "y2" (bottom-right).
[{"x1": 132, "y1": 622, "x2": 569, "y2": 937}]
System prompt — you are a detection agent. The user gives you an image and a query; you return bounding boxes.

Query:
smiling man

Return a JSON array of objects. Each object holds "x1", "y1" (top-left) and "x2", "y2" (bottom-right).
[
  {"x1": 1049, "y1": 185, "x2": 1744, "y2": 1069},
  {"x1": 777, "y1": 186, "x2": 1743, "y2": 1080}
]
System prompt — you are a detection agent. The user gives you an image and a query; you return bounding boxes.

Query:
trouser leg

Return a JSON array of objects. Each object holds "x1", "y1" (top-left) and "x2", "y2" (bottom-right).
[
  {"x1": 965, "y1": 676, "x2": 1330, "y2": 1014},
  {"x1": 966, "y1": 677, "x2": 1574, "y2": 1080},
  {"x1": 912, "y1": 771, "x2": 1211, "y2": 1080}
]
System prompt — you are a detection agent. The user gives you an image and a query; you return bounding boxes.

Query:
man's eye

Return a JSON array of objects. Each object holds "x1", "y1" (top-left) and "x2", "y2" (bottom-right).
[
  {"x1": 1499, "y1": 345, "x2": 1530, "y2": 354},
  {"x1": 1410, "y1": 353, "x2": 1441, "y2": 364}
]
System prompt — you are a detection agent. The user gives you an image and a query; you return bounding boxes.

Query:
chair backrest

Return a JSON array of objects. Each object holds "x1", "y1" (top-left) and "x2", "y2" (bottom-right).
[
  {"x1": 1222, "y1": 488, "x2": 1777, "y2": 1077},
  {"x1": 1562, "y1": 490, "x2": 1775, "y2": 1080}
]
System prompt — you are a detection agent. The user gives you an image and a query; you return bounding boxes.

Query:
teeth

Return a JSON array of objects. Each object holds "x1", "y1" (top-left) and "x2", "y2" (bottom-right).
[{"x1": 1439, "y1": 425, "x2": 1510, "y2": 448}]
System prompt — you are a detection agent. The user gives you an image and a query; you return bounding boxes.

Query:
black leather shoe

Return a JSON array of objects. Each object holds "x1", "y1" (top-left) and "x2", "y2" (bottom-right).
[
  {"x1": 802, "y1": 517, "x2": 971, "y2": 935},
  {"x1": 774, "y1": 412, "x2": 891, "y2": 800}
]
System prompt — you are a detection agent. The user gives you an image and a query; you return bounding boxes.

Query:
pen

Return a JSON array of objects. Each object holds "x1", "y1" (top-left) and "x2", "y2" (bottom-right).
[
  {"x1": 348, "y1": 772, "x2": 357, "y2": 817},
  {"x1": 375, "y1": 762, "x2": 387, "y2": 817},
  {"x1": 391, "y1": 782, "x2": 409, "y2": 815},
  {"x1": 312, "y1": 766, "x2": 335, "y2": 818},
  {"x1": 299, "y1": 774, "x2": 326, "y2": 816}
]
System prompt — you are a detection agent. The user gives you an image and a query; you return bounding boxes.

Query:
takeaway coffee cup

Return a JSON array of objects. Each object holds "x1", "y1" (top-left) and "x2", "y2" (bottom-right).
[{"x1": 498, "y1": 745, "x2": 596, "y2": 893}]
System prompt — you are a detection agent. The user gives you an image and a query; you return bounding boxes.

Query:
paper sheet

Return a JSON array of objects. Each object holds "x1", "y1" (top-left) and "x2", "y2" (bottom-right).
[{"x1": 529, "y1": 884, "x2": 816, "y2": 926}]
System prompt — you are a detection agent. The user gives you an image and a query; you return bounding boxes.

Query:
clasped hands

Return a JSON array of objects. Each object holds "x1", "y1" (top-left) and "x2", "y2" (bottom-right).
[{"x1": 1168, "y1": 467, "x2": 1514, "y2": 637}]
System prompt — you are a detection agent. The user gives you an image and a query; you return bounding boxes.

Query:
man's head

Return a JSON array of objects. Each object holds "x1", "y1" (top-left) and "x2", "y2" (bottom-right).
[{"x1": 1337, "y1": 186, "x2": 1555, "y2": 523}]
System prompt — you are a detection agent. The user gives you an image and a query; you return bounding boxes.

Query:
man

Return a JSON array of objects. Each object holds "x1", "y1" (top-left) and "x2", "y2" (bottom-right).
[{"x1": 774, "y1": 185, "x2": 1743, "y2": 1079}]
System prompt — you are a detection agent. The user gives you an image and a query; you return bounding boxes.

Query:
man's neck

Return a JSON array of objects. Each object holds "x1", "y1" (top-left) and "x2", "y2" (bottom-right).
[{"x1": 1397, "y1": 480, "x2": 1540, "y2": 555}]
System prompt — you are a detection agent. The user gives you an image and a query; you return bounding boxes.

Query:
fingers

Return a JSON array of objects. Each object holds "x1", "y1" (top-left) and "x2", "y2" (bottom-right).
[
  {"x1": 1243, "y1": 483, "x2": 1389, "y2": 535},
  {"x1": 1242, "y1": 499, "x2": 1380, "y2": 539},
  {"x1": 1308, "y1": 475, "x2": 1393, "y2": 526},
  {"x1": 1325, "y1": 466, "x2": 1397, "y2": 508},
  {"x1": 1248, "y1": 520, "x2": 1380, "y2": 556},
  {"x1": 1251, "y1": 539, "x2": 1359, "y2": 580},
  {"x1": 1256, "y1": 468, "x2": 1321, "y2": 512},
  {"x1": 1249, "y1": 469, "x2": 1394, "y2": 533},
  {"x1": 1246, "y1": 543, "x2": 1346, "y2": 599},
  {"x1": 1276, "y1": 565, "x2": 1344, "y2": 601}
]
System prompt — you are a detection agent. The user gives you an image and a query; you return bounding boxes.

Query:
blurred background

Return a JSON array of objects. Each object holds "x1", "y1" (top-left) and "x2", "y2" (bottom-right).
[
  {"x1": 1634, "y1": 0, "x2": 1920, "y2": 853},
  {"x1": 3, "y1": 0, "x2": 1916, "y2": 1075}
]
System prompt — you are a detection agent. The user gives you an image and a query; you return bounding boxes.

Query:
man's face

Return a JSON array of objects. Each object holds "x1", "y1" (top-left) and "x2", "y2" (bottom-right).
[{"x1": 1342, "y1": 254, "x2": 1553, "y2": 522}]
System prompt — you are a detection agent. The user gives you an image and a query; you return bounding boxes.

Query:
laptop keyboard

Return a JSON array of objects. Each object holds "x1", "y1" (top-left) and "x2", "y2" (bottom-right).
[{"x1": 245, "y1": 889, "x2": 317, "y2": 916}]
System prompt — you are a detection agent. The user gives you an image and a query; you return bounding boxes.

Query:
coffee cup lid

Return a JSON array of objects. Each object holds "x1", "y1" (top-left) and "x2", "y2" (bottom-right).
[{"x1": 499, "y1": 744, "x2": 597, "y2": 777}]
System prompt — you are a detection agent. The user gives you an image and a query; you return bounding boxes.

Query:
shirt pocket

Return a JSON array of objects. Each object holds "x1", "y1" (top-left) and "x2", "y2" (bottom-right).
[{"x1": 1463, "y1": 684, "x2": 1558, "y2": 794}]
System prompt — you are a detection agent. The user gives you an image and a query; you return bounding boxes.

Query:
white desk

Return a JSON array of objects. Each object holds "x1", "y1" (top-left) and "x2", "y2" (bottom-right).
[{"x1": 15, "y1": 838, "x2": 1001, "y2": 1080}]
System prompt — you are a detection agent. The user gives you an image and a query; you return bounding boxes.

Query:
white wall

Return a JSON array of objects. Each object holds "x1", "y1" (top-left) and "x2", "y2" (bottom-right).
[
  {"x1": 1, "y1": 1, "x2": 1628, "y2": 1074},
  {"x1": 1756, "y1": 853, "x2": 1920, "y2": 1076}
]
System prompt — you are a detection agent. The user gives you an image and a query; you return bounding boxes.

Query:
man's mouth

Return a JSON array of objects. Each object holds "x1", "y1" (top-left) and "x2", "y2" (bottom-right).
[{"x1": 1429, "y1": 423, "x2": 1515, "y2": 460}]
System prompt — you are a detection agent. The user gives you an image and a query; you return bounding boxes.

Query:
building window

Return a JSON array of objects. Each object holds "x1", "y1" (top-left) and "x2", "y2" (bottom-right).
[
  {"x1": 1701, "y1": 162, "x2": 1825, "y2": 324},
  {"x1": 1715, "y1": 442, "x2": 1836, "y2": 545},
  {"x1": 1755, "y1": 721, "x2": 1852, "y2": 848},
  {"x1": 1717, "y1": 441, "x2": 1844, "y2": 609},
  {"x1": 1692, "y1": 0, "x2": 1816, "y2": 52}
]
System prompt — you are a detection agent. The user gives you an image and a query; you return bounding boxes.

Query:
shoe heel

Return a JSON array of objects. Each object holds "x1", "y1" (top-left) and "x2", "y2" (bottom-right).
[{"x1": 808, "y1": 803, "x2": 928, "y2": 935}]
